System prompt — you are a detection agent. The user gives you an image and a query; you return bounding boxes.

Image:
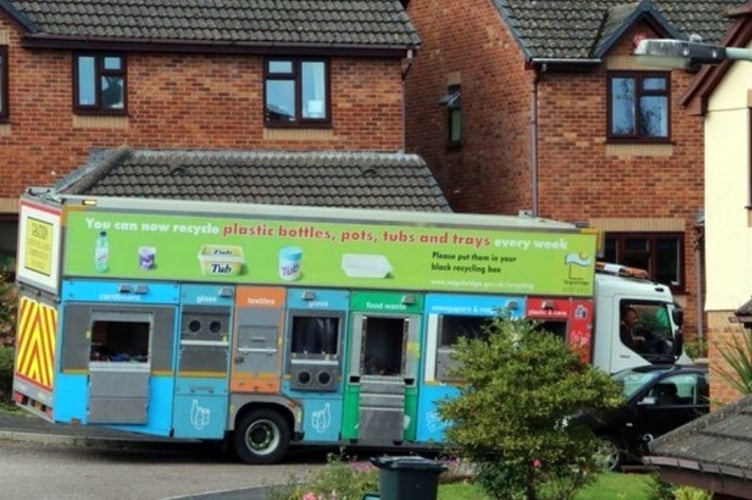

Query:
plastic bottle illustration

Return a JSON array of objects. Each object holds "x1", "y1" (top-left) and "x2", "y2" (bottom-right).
[{"x1": 94, "y1": 231, "x2": 109, "y2": 272}]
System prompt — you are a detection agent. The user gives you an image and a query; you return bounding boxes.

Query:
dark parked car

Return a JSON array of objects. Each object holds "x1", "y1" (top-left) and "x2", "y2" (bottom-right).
[{"x1": 583, "y1": 364, "x2": 709, "y2": 471}]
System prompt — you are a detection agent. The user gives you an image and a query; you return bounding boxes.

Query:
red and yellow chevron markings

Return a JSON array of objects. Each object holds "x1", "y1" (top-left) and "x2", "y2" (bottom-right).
[{"x1": 15, "y1": 297, "x2": 57, "y2": 390}]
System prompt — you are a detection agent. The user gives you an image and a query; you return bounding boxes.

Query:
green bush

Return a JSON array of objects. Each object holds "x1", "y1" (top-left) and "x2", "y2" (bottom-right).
[
  {"x1": 0, "y1": 345, "x2": 14, "y2": 405},
  {"x1": 0, "y1": 270, "x2": 16, "y2": 346},
  {"x1": 438, "y1": 317, "x2": 623, "y2": 500},
  {"x1": 684, "y1": 339, "x2": 707, "y2": 360},
  {"x1": 672, "y1": 485, "x2": 713, "y2": 500}
]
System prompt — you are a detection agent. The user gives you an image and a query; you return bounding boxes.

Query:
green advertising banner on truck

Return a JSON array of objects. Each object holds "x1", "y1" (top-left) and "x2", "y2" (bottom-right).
[{"x1": 63, "y1": 209, "x2": 596, "y2": 296}]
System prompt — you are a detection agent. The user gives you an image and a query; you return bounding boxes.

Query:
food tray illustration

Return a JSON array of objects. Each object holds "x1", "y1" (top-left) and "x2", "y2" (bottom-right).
[
  {"x1": 341, "y1": 253, "x2": 393, "y2": 279},
  {"x1": 198, "y1": 244, "x2": 245, "y2": 276}
]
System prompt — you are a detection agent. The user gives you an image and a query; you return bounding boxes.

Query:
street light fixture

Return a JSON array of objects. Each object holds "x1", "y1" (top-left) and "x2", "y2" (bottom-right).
[{"x1": 635, "y1": 37, "x2": 752, "y2": 70}]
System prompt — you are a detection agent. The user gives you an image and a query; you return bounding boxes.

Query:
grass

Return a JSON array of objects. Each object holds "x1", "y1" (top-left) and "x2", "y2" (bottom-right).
[
  {"x1": 575, "y1": 472, "x2": 657, "y2": 500},
  {"x1": 0, "y1": 401, "x2": 19, "y2": 412},
  {"x1": 437, "y1": 472, "x2": 658, "y2": 500}
]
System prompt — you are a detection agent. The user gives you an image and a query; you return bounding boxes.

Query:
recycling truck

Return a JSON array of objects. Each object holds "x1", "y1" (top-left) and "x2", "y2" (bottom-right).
[{"x1": 12, "y1": 191, "x2": 684, "y2": 463}]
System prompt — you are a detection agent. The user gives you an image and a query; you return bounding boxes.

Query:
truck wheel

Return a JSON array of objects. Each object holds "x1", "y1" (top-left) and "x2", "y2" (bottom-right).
[
  {"x1": 233, "y1": 409, "x2": 290, "y2": 464},
  {"x1": 597, "y1": 436, "x2": 624, "y2": 472}
]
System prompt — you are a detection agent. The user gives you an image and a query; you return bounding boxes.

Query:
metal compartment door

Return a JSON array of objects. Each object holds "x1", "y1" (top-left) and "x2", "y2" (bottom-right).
[
  {"x1": 88, "y1": 310, "x2": 153, "y2": 424},
  {"x1": 173, "y1": 299, "x2": 232, "y2": 439},
  {"x1": 231, "y1": 287, "x2": 285, "y2": 393},
  {"x1": 342, "y1": 291, "x2": 423, "y2": 445}
]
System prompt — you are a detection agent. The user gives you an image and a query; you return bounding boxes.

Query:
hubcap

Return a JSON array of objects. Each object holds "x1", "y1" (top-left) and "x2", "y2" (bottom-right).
[
  {"x1": 598, "y1": 439, "x2": 621, "y2": 471},
  {"x1": 246, "y1": 419, "x2": 280, "y2": 456}
]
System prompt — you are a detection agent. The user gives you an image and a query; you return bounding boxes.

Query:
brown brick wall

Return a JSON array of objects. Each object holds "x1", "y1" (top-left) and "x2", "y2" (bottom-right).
[
  {"x1": 707, "y1": 311, "x2": 747, "y2": 406},
  {"x1": 0, "y1": 19, "x2": 405, "y2": 199},
  {"x1": 405, "y1": 6, "x2": 704, "y2": 337},
  {"x1": 404, "y1": 0, "x2": 532, "y2": 214}
]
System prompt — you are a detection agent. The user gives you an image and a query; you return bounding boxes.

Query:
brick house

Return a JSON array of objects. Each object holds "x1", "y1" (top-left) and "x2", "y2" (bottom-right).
[
  {"x1": 680, "y1": 3, "x2": 752, "y2": 405},
  {"x1": 404, "y1": 0, "x2": 747, "y2": 342},
  {"x1": 0, "y1": 0, "x2": 424, "y2": 264}
]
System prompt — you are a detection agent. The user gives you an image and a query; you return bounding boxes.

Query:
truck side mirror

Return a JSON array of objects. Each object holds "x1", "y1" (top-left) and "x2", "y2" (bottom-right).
[
  {"x1": 672, "y1": 308, "x2": 684, "y2": 327},
  {"x1": 674, "y1": 332, "x2": 684, "y2": 359}
]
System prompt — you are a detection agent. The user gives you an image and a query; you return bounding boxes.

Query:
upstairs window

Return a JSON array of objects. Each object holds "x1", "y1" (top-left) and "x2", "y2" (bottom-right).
[
  {"x1": 0, "y1": 46, "x2": 7, "y2": 121},
  {"x1": 439, "y1": 84, "x2": 462, "y2": 148},
  {"x1": 265, "y1": 58, "x2": 329, "y2": 126},
  {"x1": 608, "y1": 71, "x2": 669, "y2": 142},
  {"x1": 74, "y1": 53, "x2": 126, "y2": 114}
]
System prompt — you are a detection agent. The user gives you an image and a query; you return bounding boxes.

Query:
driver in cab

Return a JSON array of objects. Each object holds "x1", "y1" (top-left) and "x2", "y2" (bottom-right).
[{"x1": 620, "y1": 307, "x2": 649, "y2": 353}]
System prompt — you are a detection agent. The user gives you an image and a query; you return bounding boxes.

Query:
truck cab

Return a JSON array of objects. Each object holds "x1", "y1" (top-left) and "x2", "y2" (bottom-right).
[{"x1": 593, "y1": 264, "x2": 685, "y2": 374}]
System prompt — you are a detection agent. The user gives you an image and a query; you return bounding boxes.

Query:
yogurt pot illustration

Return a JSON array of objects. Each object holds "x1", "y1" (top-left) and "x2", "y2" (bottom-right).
[
  {"x1": 279, "y1": 246, "x2": 302, "y2": 281},
  {"x1": 138, "y1": 246, "x2": 156, "y2": 270}
]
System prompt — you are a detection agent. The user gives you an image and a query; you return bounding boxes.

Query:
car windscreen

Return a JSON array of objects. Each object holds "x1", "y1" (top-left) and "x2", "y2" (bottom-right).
[{"x1": 612, "y1": 369, "x2": 667, "y2": 398}]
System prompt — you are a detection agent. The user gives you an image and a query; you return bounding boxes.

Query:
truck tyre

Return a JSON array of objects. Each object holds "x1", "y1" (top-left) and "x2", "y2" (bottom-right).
[
  {"x1": 233, "y1": 409, "x2": 290, "y2": 464},
  {"x1": 597, "y1": 435, "x2": 625, "y2": 472}
]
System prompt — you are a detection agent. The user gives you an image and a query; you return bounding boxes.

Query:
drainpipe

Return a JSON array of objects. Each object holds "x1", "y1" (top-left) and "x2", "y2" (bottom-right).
[
  {"x1": 530, "y1": 64, "x2": 546, "y2": 217},
  {"x1": 401, "y1": 49, "x2": 415, "y2": 153},
  {"x1": 694, "y1": 215, "x2": 705, "y2": 345}
]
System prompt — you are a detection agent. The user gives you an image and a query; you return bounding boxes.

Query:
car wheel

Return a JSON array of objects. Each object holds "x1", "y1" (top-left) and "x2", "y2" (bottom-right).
[
  {"x1": 596, "y1": 436, "x2": 625, "y2": 472},
  {"x1": 233, "y1": 409, "x2": 290, "y2": 464}
]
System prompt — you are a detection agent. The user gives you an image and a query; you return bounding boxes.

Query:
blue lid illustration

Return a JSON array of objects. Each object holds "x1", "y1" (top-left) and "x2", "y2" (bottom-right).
[{"x1": 280, "y1": 246, "x2": 303, "y2": 260}]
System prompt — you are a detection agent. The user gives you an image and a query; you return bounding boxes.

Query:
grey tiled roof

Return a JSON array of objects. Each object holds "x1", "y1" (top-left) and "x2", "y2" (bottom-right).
[
  {"x1": 494, "y1": 0, "x2": 748, "y2": 60},
  {"x1": 55, "y1": 147, "x2": 451, "y2": 212},
  {"x1": 1, "y1": 0, "x2": 419, "y2": 48},
  {"x1": 646, "y1": 394, "x2": 752, "y2": 477}
]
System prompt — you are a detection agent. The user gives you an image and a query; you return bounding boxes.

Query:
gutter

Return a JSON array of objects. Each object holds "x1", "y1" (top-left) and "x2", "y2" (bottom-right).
[
  {"x1": 21, "y1": 34, "x2": 416, "y2": 58},
  {"x1": 645, "y1": 457, "x2": 752, "y2": 499},
  {"x1": 529, "y1": 58, "x2": 601, "y2": 65}
]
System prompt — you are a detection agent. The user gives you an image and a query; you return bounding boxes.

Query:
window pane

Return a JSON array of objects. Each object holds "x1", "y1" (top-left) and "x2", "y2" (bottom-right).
[
  {"x1": 656, "y1": 237, "x2": 680, "y2": 286},
  {"x1": 623, "y1": 255, "x2": 650, "y2": 272},
  {"x1": 625, "y1": 237, "x2": 648, "y2": 251},
  {"x1": 77, "y1": 56, "x2": 96, "y2": 106},
  {"x1": 104, "y1": 56, "x2": 122, "y2": 71},
  {"x1": 266, "y1": 80, "x2": 295, "y2": 122},
  {"x1": 640, "y1": 96, "x2": 668, "y2": 137},
  {"x1": 450, "y1": 109, "x2": 462, "y2": 143},
  {"x1": 611, "y1": 77, "x2": 635, "y2": 135},
  {"x1": 101, "y1": 76, "x2": 124, "y2": 109},
  {"x1": 302, "y1": 61, "x2": 326, "y2": 118},
  {"x1": 269, "y1": 60, "x2": 292, "y2": 74},
  {"x1": 604, "y1": 237, "x2": 617, "y2": 262},
  {"x1": 643, "y1": 77, "x2": 666, "y2": 91},
  {"x1": 0, "y1": 54, "x2": 4, "y2": 112}
]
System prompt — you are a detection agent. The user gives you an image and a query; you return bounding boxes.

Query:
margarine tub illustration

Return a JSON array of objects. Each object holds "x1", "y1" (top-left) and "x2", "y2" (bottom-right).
[{"x1": 198, "y1": 244, "x2": 246, "y2": 276}]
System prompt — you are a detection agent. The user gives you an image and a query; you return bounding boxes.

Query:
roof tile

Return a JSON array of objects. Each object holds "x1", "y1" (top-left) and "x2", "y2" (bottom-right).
[
  {"x1": 55, "y1": 148, "x2": 452, "y2": 212},
  {"x1": 495, "y1": 0, "x2": 747, "y2": 59},
  {"x1": 6, "y1": 0, "x2": 420, "y2": 48}
]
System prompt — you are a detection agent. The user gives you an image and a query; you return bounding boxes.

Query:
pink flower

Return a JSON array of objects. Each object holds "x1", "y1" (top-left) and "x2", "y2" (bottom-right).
[
  {"x1": 302, "y1": 493, "x2": 318, "y2": 500},
  {"x1": 350, "y1": 461, "x2": 377, "y2": 473},
  {"x1": 532, "y1": 459, "x2": 542, "y2": 468}
]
